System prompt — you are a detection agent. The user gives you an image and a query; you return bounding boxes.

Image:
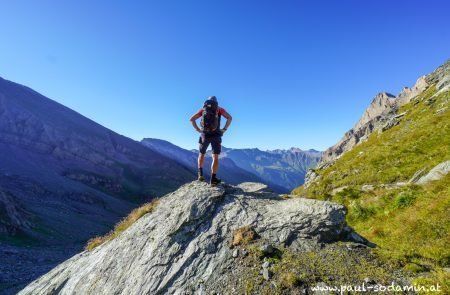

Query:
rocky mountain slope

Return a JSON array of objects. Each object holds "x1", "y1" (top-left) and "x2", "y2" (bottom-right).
[
  {"x1": 19, "y1": 181, "x2": 401, "y2": 295},
  {"x1": 218, "y1": 147, "x2": 321, "y2": 192},
  {"x1": 141, "y1": 138, "x2": 282, "y2": 190},
  {"x1": 311, "y1": 62, "x2": 447, "y2": 175},
  {"x1": 0, "y1": 77, "x2": 195, "y2": 293},
  {"x1": 295, "y1": 60, "x2": 450, "y2": 290}
]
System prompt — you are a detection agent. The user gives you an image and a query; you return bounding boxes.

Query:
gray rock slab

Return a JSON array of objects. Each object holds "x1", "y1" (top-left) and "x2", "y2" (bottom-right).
[{"x1": 19, "y1": 181, "x2": 366, "y2": 295}]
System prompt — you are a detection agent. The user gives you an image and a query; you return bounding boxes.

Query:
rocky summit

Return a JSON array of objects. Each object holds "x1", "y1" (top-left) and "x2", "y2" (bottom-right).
[
  {"x1": 19, "y1": 181, "x2": 367, "y2": 295},
  {"x1": 310, "y1": 59, "x2": 450, "y2": 183}
]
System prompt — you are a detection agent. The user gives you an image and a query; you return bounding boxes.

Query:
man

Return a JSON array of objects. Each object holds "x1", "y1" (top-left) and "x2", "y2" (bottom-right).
[{"x1": 190, "y1": 96, "x2": 232, "y2": 186}]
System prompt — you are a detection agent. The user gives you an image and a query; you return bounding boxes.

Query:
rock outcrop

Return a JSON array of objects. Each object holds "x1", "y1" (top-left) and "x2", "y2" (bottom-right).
[
  {"x1": 416, "y1": 160, "x2": 450, "y2": 185},
  {"x1": 317, "y1": 92, "x2": 400, "y2": 170},
  {"x1": 20, "y1": 181, "x2": 366, "y2": 295},
  {"x1": 0, "y1": 190, "x2": 32, "y2": 235},
  {"x1": 397, "y1": 76, "x2": 428, "y2": 106}
]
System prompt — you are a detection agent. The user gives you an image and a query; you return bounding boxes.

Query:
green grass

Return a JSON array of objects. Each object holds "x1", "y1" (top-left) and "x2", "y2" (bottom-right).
[
  {"x1": 271, "y1": 245, "x2": 395, "y2": 287},
  {"x1": 292, "y1": 85, "x2": 450, "y2": 291},
  {"x1": 306, "y1": 86, "x2": 449, "y2": 196},
  {"x1": 240, "y1": 243, "x2": 405, "y2": 294},
  {"x1": 343, "y1": 176, "x2": 449, "y2": 267}
]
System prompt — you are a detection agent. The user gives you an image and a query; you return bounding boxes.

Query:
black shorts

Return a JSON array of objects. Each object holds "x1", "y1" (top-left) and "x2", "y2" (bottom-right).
[{"x1": 199, "y1": 134, "x2": 222, "y2": 154}]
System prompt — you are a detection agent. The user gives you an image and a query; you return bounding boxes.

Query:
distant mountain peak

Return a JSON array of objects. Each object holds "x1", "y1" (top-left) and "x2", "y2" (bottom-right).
[
  {"x1": 312, "y1": 58, "x2": 450, "y2": 181},
  {"x1": 141, "y1": 139, "x2": 322, "y2": 192}
]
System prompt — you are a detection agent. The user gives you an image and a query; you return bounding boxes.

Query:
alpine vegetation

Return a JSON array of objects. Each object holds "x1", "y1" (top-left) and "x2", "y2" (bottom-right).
[{"x1": 295, "y1": 59, "x2": 450, "y2": 291}]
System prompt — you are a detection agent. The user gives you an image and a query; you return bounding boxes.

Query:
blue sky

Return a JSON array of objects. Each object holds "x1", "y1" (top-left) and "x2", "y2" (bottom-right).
[{"x1": 1, "y1": 0, "x2": 449, "y2": 151}]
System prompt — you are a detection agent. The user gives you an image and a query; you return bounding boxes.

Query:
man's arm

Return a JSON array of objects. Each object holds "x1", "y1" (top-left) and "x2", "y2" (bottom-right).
[
  {"x1": 190, "y1": 111, "x2": 202, "y2": 133},
  {"x1": 221, "y1": 110, "x2": 232, "y2": 133}
]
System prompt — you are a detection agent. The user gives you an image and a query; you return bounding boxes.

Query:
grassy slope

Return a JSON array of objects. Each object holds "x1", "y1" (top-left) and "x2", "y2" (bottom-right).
[
  {"x1": 293, "y1": 85, "x2": 449, "y2": 290},
  {"x1": 305, "y1": 85, "x2": 449, "y2": 193}
]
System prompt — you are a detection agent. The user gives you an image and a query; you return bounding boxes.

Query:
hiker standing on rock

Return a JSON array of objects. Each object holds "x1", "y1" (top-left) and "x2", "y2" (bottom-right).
[{"x1": 190, "y1": 96, "x2": 232, "y2": 186}]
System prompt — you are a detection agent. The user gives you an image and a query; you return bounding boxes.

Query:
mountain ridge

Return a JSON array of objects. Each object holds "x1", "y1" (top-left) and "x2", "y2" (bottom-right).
[
  {"x1": 140, "y1": 138, "x2": 277, "y2": 189},
  {"x1": 142, "y1": 138, "x2": 321, "y2": 193},
  {"x1": 313, "y1": 60, "x2": 449, "y2": 173},
  {"x1": 213, "y1": 146, "x2": 321, "y2": 191}
]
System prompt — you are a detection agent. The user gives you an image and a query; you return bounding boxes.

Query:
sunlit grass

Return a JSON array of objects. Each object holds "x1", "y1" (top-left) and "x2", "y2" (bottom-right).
[
  {"x1": 292, "y1": 85, "x2": 449, "y2": 291},
  {"x1": 85, "y1": 199, "x2": 159, "y2": 251},
  {"x1": 306, "y1": 87, "x2": 449, "y2": 196}
]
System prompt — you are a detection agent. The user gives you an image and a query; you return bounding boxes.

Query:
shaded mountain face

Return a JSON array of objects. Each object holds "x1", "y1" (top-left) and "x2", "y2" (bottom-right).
[
  {"x1": 0, "y1": 77, "x2": 194, "y2": 293},
  {"x1": 218, "y1": 147, "x2": 322, "y2": 192},
  {"x1": 140, "y1": 138, "x2": 285, "y2": 191}
]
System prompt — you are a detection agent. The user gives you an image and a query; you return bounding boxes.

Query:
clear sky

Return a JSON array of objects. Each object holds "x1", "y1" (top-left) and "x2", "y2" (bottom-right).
[{"x1": 1, "y1": 0, "x2": 449, "y2": 151}]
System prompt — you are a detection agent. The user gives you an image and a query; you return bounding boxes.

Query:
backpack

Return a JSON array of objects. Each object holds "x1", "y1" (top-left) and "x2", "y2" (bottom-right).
[{"x1": 201, "y1": 99, "x2": 220, "y2": 134}]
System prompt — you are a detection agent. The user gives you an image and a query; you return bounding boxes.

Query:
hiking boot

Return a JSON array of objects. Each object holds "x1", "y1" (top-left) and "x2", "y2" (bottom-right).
[
  {"x1": 210, "y1": 177, "x2": 222, "y2": 186},
  {"x1": 198, "y1": 174, "x2": 205, "y2": 181}
]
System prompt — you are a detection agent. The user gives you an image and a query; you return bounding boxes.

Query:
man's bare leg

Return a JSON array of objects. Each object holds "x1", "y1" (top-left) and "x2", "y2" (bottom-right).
[
  {"x1": 212, "y1": 154, "x2": 219, "y2": 174},
  {"x1": 198, "y1": 153, "x2": 205, "y2": 181},
  {"x1": 210, "y1": 154, "x2": 221, "y2": 185}
]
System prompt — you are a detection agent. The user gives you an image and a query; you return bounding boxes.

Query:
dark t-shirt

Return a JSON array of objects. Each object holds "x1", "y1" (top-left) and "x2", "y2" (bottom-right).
[{"x1": 196, "y1": 107, "x2": 227, "y2": 137}]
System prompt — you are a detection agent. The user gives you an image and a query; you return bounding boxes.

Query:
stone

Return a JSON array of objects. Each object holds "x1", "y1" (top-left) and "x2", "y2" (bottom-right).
[
  {"x1": 330, "y1": 186, "x2": 348, "y2": 195},
  {"x1": 262, "y1": 261, "x2": 270, "y2": 269},
  {"x1": 262, "y1": 268, "x2": 272, "y2": 281},
  {"x1": 237, "y1": 182, "x2": 270, "y2": 193},
  {"x1": 435, "y1": 107, "x2": 447, "y2": 115},
  {"x1": 260, "y1": 244, "x2": 274, "y2": 255},
  {"x1": 381, "y1": 117, "x2": 400, "y2": 131},
  {"x1": 304, "y1": 169, "x2": 320, "y2": 188},
  {"x1": 19, "y1": 181, "x2": 369, "y2": 295},
  {"x1": 361, "y1": 184, "x2": 375, "y2": 192},
  {"x1": 364, "y1": 277, "x2": 376, "y2": 284},
  {"x1": 408, "y1": 167, "x2": 427, "y2": 183},
  {"x1": 346, "y1": 243, "x2": 369, "y2": 250},
  {"x1": 232, "y1": 249, "x2": 239, "y2": 258}
]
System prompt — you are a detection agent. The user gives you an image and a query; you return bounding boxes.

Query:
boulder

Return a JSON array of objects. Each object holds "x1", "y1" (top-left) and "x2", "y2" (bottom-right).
[{"x1": 19, "y1": 181, "x2": 367, "y2": 295}]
